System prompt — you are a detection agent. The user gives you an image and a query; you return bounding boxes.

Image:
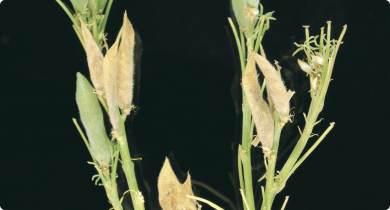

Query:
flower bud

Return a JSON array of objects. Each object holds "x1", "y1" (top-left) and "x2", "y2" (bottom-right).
[
  {"x1": 80, "y1": 20, "x2": 105, "y2": 97},
  {"x1": 116, "y1": 11, "x2": 135, "y2": 116},
  {"x1": 242, "y1": 55, "x2": 274, "y2": 157},
  {"x1": 76, "y1": 72, "x2": 111, "y2": 166}
]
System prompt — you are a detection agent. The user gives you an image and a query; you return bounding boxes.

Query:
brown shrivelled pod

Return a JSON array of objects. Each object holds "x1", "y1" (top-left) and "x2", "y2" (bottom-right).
[
  {"x1": 80, "y1": 20, "x2": 105, "y2": 96},
  {"x1": 117, "y1": 11, "x2": 135, "y2": 115},
  {"x1": 103, "y1": 38, "x2": 120, "y2": 137},
  {"x1": 242, "y1": 55, "x2": 274, "y2": 157},
  {"x1": 253, "y1": 52, "x2": 290, "y2": 125},
  {"x1": 158, "y1": 158, "x2": 197, "y2": 210}
]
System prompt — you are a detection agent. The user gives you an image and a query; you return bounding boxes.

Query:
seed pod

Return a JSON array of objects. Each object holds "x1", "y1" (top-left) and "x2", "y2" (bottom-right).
[
  {"x1": 183, "y1": 172, "x2": 196, "y2": 206},
  {"x1": 70, "y1": 0, "x2": 87, "y2": 14},
  {"x1": 232, "y1": 0, "x2": 259, "y2": 34},
  {"x1": 297, "y1": 59, "x2": 311, "y2": 75},
  {"x1": 81, "y1": 20, "x2": 105, "y2": 97},
  {"x1": 158, "y1": 158, "x2": 197, "y2": 210},
  {"x1": 116, "y1": 11, "x2": 135, "y2": 116},
  {"x1": 76, "y1": 72, "x2": 111, "y2": 166},
  {"x1": 103, "y1": 38, "x2": 120, "y2": 137},
  {"x1": 242, "y1": 55, "x2": 274, "y2": 157},
  {"x1": 253, "y1": 52, "x2": 290, "y2": 124}
]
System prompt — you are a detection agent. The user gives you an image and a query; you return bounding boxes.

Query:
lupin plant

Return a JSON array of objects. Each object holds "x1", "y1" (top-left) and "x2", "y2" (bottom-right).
[{"x1": 57, "y1": 0, "x2": 346, "y2": 209}]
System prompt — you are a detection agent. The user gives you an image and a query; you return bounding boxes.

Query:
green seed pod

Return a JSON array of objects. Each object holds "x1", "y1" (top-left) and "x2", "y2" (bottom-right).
[
  {"x1": 232, "y1": 0, "x2": 259, "y2": 34},
  {"x1": 70, "y1": 0, "x2": 88, "y2": 14},
  {"x1": 76, "y1": 72, "x2": 111, "y2": 166}
]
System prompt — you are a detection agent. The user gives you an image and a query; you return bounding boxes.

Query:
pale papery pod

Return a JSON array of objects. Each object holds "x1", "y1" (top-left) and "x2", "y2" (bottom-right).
[
  {"x1": 242, "y1": 55, "x2": 274, "y2": 156},
  {"x1": 253, "y1": 52, "x2": 290, "y2": 124},
  {"x1": 183, "y1": 172, "x2": 197, "y2": 206},
  {"x1": 297, "y1": 59, "x2": 311, "y2": 75},
  {"x1": 80, "y1": 20, "x2": 105, "y2": 97},
  {"x1": 158, "y1": 158, "x2": 197, "y2": 210},
  {"x1": 103, "y1": 38, "x2": 120, "y2": 137},
  {"x1": 287, "y1": 90, "x2": 295, "y2": 102},
  {"x1": 116, "y1": 11, "x2": 135, "y2": 116},
  {"x1": 314, "y1": 52, "x2": 324, "y2": 66}
]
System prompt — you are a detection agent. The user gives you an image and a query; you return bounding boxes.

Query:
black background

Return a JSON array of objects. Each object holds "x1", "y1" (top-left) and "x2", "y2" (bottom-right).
[{"x1": 0, "y1": 0, "x2": 389, "y2": 210}]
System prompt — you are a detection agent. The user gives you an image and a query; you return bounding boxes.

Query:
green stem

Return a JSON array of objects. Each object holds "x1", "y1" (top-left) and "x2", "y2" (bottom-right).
[
  {"x1": 72, "y1": 118, "x2": 97, "y2": 165},
  {"x1": 254, "y1": 16, "x2": 265, "y2": 53},
  {"x1": 100, "y1": 0, "x2": 114, "y2": 33},
  {"x1": 95, "y1": 165, "x2": 123, "y2": 210},
  {"x1": 72, "y1": 25, "x2": 86, "y2": 51},
  {"x1": 118, "y1": 118, "x2": 145, "y2": 210},
  {"x1": 238, "y1": 145, "x2": 247, "y2": 210},
  {"x1": 264, "y1": 115, "x2": 282, "y2": 210},
  {"x1": 55, "y1": 0, "x2": 82, "y2": 36},
  {"x1": 228, "y1": 18, "x2": 246, "y2": 73},
  {"x1": 284, "y1": 123, "x2": 334, "y2": 181},
  {"x1": 241, "y1": 99, "x2": 255, "y2": 210}
]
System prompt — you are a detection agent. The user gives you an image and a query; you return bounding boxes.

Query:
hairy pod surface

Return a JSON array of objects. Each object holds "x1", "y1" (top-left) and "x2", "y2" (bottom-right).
[
  {"x1": 76, "y1": 72, "x2": 111, "y2": 165},
  {"x1": 158, "y1": 158, "x2": 197, "y2": 210},
  {"x1": 253, "y1": 52, "x2": 290, "y2": 124},
  {"x1": 242, "y1": 55, "x2": 274, "y2": 156},
  {"x1": 116, "y1": 11, "x2": 135, "y2": 115},
  {"x1": 103, "y1": 38, "x2": 120, "y2": 136},
  {"x1": 81, "y1": 20, "x2": 105, "y2": 96}
]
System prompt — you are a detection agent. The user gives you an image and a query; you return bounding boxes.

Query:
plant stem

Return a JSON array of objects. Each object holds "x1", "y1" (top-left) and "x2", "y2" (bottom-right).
[
  {"x1": 55, "y1": 0, "x2": 82, "y2": 36},
  {"x1": 264, "y1": 115, "x2": 282, "y2": 210},
  {"x1": 118, "y1": 117, "x2": 145, "y2": 210},
  {"x1": 100, "y1": 0, "x2": 114, "y2": 33},
  {"x1": 240, "y1": 99, "x2": 255, "y2": 210},
  {"x1": 228, "y1": 18, "x2": 246, "y2": 73},
  {"x1": 284, "y1": 123, "x2": 334, "y2": 181},
  {"x1": 238, "y1": 145, "x2": 247, "y2": 210}
]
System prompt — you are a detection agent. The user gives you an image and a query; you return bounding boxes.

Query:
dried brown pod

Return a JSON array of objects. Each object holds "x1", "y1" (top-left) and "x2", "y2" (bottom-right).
[
  {"x1": 242, "y1": 55, "x2": 274, "y2": 157},
  {"x1": 117, "y1": 11, "x2": 135, "y2": 116},
  {"x1": 80, "y1": 20, "x2": 105, "y2": 96},
  {"x1": 253, "y1": 52, "x2": 290, "y2": 124},
  {"x1": 158, "y1": 158, "x2": 197, "y2": 210},
  {"x1": 103, "y1": 38, "x2": 121, "y2": 137}
]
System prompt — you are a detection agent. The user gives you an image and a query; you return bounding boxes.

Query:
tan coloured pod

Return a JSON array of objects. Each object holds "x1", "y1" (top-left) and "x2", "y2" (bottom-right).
[
  {"x1": 103, "y1": 38, "x2": 121, "y2": 137},
  {"x1": 117, "y1": 11, "x2": 135, "y2": 115},
  {"x1": 242, "y1": 55, "x2": 274, "y2": 157},
  {"x1": 80, "y1": 20, "x2": 105, "y2": 97},
  {"x1": 252, "y1": 52, "x2": 290, "y2": 124},
  {"x1": 158, "y1": 158, "x2": 197, "y2": 210}
]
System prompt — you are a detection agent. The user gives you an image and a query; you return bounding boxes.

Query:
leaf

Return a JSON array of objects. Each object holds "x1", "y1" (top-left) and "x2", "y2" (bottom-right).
[{"x1": 158, "y1": 158, "x2": 197, "y2": 210}]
